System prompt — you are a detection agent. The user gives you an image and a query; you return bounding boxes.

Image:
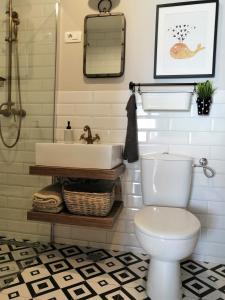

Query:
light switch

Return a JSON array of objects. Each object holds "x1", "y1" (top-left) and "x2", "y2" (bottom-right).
[{"x1": 64, "y1": 31, "x2": 82, "y2": 43}]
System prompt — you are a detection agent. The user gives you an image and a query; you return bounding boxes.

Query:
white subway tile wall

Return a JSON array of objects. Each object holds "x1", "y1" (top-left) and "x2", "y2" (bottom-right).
[
  {"x1": 0, "y1": 0, "x2": 56, "y2": 241},
  {"x1": 55, "y1": 90, "x2": 225, "y2": 263}
]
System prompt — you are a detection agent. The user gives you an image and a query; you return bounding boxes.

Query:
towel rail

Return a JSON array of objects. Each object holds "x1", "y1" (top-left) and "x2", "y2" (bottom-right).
[
  {"x1": 129, "y1": 81, "x2": 197, "y2": 93},
  {"x1": 140, "y1": 91, "x2": 194, "y2": 94}
]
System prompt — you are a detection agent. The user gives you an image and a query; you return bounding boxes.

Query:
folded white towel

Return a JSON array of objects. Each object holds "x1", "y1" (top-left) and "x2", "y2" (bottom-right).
[{"x1": 33, "y1": 184, "x2": 63, "y2": 207}]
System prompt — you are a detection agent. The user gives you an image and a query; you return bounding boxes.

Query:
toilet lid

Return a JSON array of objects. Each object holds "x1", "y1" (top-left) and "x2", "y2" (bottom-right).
[{"x1": 135, "y1": 206, "x2": 201, "y2": 240}]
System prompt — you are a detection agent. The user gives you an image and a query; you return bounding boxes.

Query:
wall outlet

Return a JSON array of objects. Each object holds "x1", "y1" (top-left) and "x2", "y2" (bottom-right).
[{"x1": 64, "y1": 31, "x2": 82, "y2": 43}]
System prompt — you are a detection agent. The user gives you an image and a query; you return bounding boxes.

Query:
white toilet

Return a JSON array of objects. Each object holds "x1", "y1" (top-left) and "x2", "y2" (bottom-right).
[{"x1": 134, "y1": 153, "x2": 201, "y2": 300}]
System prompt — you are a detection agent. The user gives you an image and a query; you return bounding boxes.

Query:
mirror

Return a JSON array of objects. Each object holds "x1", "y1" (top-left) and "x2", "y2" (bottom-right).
[{"x1": 83, "y1": 13, "x2": 126, "y2": 78}]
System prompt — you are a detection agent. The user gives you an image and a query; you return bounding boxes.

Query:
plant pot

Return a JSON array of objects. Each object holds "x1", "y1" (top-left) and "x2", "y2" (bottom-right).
[{"x1": 196, "y1": 97, "x2": 212, "y2": 115}]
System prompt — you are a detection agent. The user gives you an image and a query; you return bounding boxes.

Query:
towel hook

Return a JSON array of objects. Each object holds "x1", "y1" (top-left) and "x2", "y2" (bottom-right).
[{"x1": 138, "y1": 84, "x2": 141, "y2": 94}]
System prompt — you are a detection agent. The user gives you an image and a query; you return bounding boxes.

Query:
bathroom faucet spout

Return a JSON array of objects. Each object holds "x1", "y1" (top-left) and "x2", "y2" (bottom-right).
[
  {"x1": 79, "y1": 125, "x2": 100, "y2": 144},
  {"x1": 84, "y1": 125, "x2": 93, "y2": 144}
]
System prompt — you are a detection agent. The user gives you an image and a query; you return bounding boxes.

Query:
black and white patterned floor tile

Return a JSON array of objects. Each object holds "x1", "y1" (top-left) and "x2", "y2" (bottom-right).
[
  {"x1": 0, "y1": 238, "x2": 225, "y2": 299},
  {"x1": 0, "y1": 237, "x2": 40, "y2": 291}
]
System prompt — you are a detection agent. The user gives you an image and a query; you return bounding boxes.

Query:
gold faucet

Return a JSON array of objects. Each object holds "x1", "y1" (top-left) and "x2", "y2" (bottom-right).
[{"x1": 79, "y1": 125, "x2": 100, "y2": 144}]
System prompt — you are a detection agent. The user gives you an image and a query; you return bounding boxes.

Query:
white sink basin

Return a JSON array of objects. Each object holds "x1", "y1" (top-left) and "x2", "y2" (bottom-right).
[{"x1": 35, "y1": 143, "x2": 123, "y2": 169}]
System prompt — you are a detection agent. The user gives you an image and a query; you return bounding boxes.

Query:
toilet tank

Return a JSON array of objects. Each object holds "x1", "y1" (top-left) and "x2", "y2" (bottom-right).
[{"x1": 141, "y1": 153, "x2": 193, "y2": 208}]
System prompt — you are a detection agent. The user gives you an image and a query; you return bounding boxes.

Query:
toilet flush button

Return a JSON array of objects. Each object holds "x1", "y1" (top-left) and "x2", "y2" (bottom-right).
[{"x1": 65, "y1": 31, "x2": 82, "y2": 43}]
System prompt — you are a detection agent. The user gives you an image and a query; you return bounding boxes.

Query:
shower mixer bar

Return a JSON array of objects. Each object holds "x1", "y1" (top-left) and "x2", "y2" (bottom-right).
[{"x1": 0, "y1": 102, "x2": 26, "y2": 117}]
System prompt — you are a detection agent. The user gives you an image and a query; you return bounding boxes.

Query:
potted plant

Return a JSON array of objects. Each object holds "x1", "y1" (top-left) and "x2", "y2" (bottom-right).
[{"x1": 195, "y1": 80, "x2": 216, "y2": 115}]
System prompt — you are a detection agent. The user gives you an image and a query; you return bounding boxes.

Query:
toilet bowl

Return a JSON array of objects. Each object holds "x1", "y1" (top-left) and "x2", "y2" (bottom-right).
[
  {"x1": 135, "y1": 152, "x2": 201, "y2": 300},
  {"x1": 135, "y1": 206, "x2": 200, "y2": 300}
]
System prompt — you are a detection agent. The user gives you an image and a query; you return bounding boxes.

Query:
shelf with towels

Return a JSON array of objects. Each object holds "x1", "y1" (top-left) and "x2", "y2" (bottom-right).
[{"x1": 27, "y1": 163, "x2": 125, "y2": 239}]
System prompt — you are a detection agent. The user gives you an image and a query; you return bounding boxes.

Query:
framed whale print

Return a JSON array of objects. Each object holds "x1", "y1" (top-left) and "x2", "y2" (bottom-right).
[{"x1": 154, "y1": 0, "x2": 219, "y2": 78}]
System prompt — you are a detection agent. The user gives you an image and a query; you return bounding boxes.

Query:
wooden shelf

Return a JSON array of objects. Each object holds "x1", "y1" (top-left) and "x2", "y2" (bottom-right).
[
  {"x1": 27, "y1": 201, "x2": 123, "y2": 229},
  {"x1": 28, "y1": 164, "x2": 125, "y2": 232},
  {"x1": 29, "y1": 164, "x2": 125, "y2": 180}
]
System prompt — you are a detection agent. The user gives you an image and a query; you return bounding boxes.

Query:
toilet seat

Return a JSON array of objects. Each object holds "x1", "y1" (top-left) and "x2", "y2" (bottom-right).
[{"x1": 135, "y1": 206, "x2": 200, "y2": 240}]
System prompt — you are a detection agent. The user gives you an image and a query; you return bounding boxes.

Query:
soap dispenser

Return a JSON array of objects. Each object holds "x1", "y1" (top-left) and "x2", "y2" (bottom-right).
[{"x1": 64, "y1": 121, "x2": 74, "y2": 144}]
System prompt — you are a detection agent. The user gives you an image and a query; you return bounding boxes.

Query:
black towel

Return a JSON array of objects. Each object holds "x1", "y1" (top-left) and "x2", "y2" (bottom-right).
[{"x1": 123, "y1": 93, "x2": 139, "y2": 163}]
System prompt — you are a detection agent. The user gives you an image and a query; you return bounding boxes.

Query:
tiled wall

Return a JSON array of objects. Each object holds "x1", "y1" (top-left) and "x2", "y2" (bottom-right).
[
  {"x1": 0, "y1": 0, "x2": 57, "y2": 241},
  {"x1": 55, "y1": 89, "x2": 225, "y2": 263}
]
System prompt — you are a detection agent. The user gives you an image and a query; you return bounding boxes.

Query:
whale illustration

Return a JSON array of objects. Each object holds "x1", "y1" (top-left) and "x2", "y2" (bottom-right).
[{"x1": 170, "y1": 43, "x2": 205, "y2": 59}]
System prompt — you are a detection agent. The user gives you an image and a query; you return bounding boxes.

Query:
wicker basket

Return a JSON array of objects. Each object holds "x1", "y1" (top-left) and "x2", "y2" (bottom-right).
[{"x1": 63, "y1": 179, "x2": 120, "y2": 216}]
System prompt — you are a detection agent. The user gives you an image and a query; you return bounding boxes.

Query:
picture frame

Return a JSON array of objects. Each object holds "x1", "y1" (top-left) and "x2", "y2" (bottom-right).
[{"x1": 154, "y1": 0, "x2": 219, "y2": 79}]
